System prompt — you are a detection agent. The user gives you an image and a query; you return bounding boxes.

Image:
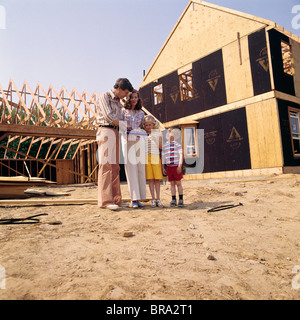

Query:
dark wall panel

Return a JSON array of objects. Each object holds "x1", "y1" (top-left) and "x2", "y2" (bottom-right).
[
  {"x1": 277, "y1": 99, "x2": 300, "y2": 166},
  {"x1": 268, "y1": 29, "x2": 295, "y2": 96},
  {"x1": 141, "y1": 80, "x2": 166, "y2": 123},
  {"x1": 221, "y1": 108, "x2": 251, "y2": 171},
  {"x1": 248, "y1": 28, "x2": 272, "y2": 96},
  {"x1": 162, "y1": 71, "x2": 183, "y2": 121},
  {"x1": 198, "y1": 114, "x2": 225, "y2": 173},
  {"x1": 198, "y1": 107, "x2": 251, "y2": 173},
  {"x1": 193, "y1": 49, "x2": 227, "y2": 111},
  {"x1": 139, "y1": 84, "x2": 153, "y2": 115}
]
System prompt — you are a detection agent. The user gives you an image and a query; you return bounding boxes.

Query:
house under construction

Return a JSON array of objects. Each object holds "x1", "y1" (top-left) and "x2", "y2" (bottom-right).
[{"x1": 139, "y1": 0, "x2": 300, "y2": 180}]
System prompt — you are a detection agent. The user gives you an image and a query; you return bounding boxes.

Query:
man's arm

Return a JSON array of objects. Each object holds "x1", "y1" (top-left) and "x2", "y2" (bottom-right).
[{"x1": 97, "y1": 92, "x2": 118, "y2": 125}]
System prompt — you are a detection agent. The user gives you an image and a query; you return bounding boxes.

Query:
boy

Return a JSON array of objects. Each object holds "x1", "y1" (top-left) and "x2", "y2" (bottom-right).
[{"x1": 162, "y1": 127, "x2": 184, "y2": 207}]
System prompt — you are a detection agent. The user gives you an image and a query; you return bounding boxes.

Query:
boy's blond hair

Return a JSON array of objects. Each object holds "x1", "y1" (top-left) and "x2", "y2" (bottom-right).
[{"x1": 167, "y1": 127, "x2": 181, "y2": 141}]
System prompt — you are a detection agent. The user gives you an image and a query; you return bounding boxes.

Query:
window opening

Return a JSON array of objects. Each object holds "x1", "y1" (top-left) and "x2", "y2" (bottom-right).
[
  {"x1": 281, "y1": 41, "x2": 295, "y2": 76},
  {"x1": 289, "y1": 109, "x2": 300, "y2": 156},
  {"x1": 184, "y1": 127, "x2": 197, "y2": 157},
  {"x1": 153, "y1": 84, "x2": 163, "y2": 105},
  {"x1": 179, "y1": 70, "x2": 194, "y2": 101}
]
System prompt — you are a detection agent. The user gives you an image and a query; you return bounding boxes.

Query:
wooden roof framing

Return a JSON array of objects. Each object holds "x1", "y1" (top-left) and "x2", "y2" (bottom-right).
[{"x1": 0, "y1": 79, "x2": 98, "y2": 182}]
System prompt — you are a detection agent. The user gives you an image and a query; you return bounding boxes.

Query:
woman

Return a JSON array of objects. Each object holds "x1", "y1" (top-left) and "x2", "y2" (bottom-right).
[{"x1": 121, "y1": 89, "x2": 146, "y2": 208}]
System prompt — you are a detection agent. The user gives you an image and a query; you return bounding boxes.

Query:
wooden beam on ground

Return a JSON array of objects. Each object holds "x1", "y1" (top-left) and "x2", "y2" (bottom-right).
[{"x1": 0, "y1": 198, "x2": 151, "y2": 207}]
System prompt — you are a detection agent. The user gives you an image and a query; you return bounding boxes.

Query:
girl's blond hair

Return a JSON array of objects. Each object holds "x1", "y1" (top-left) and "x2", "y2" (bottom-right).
[{"x1": 142, "y1": 115, "x2": 160, "y2": 129}]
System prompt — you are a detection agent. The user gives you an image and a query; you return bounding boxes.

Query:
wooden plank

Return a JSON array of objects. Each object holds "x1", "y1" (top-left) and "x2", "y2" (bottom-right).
[
  {"x1": 37, "y1": 83, "x2": 63, "y2": 124},
  {"x1": 0, "y1": 198, "x2": 151, "y2": 207},
  {"x1": 246, "y1": 98, "x2": 283, "y2": 169},
  {"x1": 0, "y1": 185, "x2": 30, "y2": 199},
  {"x1": 10, "y1": 79, "x2": 33, "y2": 124},
  {"x1": 0, "y1": 123, "x2": 96, "y2": 140},
  {"x1": 0, "y1": 198, "x2": 95, "y2": 205},
  {"x1": 223, "y1": 34, "x2": 253, "y2": 104},
  {"x1": 23, "y1": 80, "x2": 47, "y2": 122},
  {"x1": 0, "y1": 178, "x2": 56, "y2": 199},
  {"x1": 0, "y1": 176, "x2": 46, "y2": 182},
  {"x1": 56, "y1": 159, "x2": 74, "y2": 185}
]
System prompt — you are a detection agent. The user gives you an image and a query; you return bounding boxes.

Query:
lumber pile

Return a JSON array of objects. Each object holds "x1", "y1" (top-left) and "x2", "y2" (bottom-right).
[{"x1": 0, "y1": 176, "x2": 56, "y2": 199}]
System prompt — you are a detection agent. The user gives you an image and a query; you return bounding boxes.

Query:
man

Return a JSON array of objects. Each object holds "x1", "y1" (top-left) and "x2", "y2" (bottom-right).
[{"x1": 96, "y1": 78, "x2": 133, "y2": 210}]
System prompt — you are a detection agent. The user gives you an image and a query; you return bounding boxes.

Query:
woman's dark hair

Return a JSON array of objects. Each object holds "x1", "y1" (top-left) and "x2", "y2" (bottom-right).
[
  {"x1": 114, "y1": 78, "x2": 133, "y2": 92},
  {"x1": 124, "y1": 89, "x2": 143, "y2": 110}
]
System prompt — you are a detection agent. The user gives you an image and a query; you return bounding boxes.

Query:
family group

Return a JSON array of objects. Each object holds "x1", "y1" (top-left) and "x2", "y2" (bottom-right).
[{"x1": 96, "y1": 78, "x2": 184, "y2": 210}]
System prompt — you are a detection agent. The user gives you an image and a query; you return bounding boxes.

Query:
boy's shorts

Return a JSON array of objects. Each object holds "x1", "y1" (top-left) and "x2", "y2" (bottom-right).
[
  {"x1": 146, "y1": 154, "x2": 163, "y2": 180},
  {"x1": 167, "y1": 165, "x2": 183, "y2": 181}
]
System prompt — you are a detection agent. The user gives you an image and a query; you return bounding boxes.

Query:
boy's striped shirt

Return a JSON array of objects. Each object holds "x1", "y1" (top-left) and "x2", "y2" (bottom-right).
[{"x1": 162, "y1": 141, "x2": 182, "y2": 166}]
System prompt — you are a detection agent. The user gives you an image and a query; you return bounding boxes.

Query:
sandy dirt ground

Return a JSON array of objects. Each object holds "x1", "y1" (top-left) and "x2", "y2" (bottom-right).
[{"x1": 0, "y1": 173, "x2": 300, "y2": 300}]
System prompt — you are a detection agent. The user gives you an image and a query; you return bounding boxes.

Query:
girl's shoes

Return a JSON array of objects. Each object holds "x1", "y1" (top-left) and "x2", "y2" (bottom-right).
[
  {"x1": 151, "y1": 200, "x2": 164, "y2": 208},
  {"x1": 151, "y1": 200, "x2": 157, "y2": 208},
  {"x1": 156, "y1": 200, "x2": 163, "y2": 208}
]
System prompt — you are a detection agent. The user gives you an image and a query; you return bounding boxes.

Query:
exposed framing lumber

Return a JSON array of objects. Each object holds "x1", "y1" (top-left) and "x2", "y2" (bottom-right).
[
  {"x1": 0, "y1": 144, "x2": 93, "y2": 181},
  {"x1": 0, "y1": 79, "x2": 100, "y2": 184}
]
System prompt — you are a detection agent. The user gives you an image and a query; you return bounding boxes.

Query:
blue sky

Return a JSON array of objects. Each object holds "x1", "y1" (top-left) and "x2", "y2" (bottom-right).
[{"x1": 0, "y1": 0, "x2": 299, "y2": 95}]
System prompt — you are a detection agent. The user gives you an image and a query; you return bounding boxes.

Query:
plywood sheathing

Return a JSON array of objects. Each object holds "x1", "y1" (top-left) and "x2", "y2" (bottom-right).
[{"x1": 141, "y1": 0, "x2": 276, "y2": 87}]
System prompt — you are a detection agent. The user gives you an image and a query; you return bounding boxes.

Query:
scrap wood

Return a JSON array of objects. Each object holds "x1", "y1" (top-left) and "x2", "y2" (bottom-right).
[
  {"x1": 0, "y1": 176, "x2": 54, "y2": 183},
  {"x1": 24, "y1": 189, "x2": 71, "y2": 197},
  {"x1": 0, "y1": 198, "x2": 151, "y2": 207}
]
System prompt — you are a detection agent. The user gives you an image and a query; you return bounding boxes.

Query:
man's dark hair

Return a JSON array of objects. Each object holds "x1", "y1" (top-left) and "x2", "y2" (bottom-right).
[{"x1": 114, "y1": 78, "x2": 133, "y2": 92}]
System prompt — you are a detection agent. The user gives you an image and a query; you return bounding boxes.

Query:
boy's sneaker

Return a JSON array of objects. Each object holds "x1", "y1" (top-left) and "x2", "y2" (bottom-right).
[
  {"x1": 151, "y1": 200, "x2": 157, "y2": 208},
  {"x1": 170, "y1": 199, "x2": 177, "y2": 207},
  {"x1": 178, "y1": 199, "x2": 184, "y2": 207}
]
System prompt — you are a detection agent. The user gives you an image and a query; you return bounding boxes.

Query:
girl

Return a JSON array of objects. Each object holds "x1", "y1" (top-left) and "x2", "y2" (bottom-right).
[{"x1": 142, "y1": 115, "x2": 164, "y2": 208}]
